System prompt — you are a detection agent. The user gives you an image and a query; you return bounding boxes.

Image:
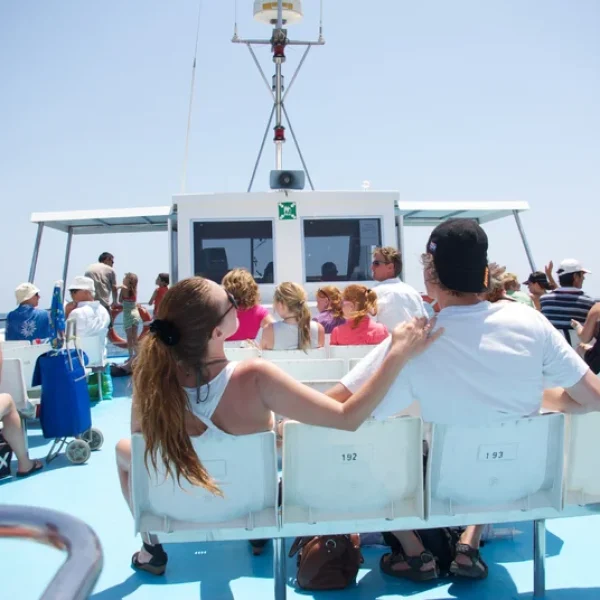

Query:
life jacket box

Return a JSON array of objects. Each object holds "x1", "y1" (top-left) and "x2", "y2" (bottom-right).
[
  {"x1": 33, "y1": 350, "x2": 92, "y2": 438},
  {"x1": 0, "y1": 431, "x2": 13, "y2": 479}
]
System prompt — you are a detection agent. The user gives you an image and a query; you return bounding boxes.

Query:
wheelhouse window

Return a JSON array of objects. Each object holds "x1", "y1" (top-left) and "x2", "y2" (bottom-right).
[
  {"x1": 303, "y1": 218, "x2": 382, "y2": 282},
  {"x1": 193, "y1": 221, "x2": 274, "y2": 284}
]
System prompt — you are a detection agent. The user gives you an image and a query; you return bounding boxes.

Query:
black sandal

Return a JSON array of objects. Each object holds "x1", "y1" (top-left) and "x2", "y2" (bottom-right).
[
  {"x1": 16, "y1": 459, "x2": 43, "y2": 478},
  {"x1": 249, "y1": 539, "x2": 269, "y2": 556},
  {"x1": 380, "y1": 550, "x2": 439, "y2": 582},
  {"x1": 131, "y1": 542, "x2": 168, "y2": 576},
  {"x1": 449, "y1": 543, "x2": 488, "y2": 579}
]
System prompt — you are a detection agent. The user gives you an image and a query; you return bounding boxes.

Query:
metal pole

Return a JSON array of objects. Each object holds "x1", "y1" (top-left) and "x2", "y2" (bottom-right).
[
  {"x1": 168, "y1": 212, "x2": 179, "y2": 284},
  {"x1": 277, "y1": 0, "x2": 283, "y2": 28},
  {"x1": 248, "y1": 105, "x2": 276, "y2": 192},
  {"x1": 28, "y1": 223, "x2": 44, "y2": 283},
  {"x1": 273, "y1": 537, "x2": 287, "y2": 600},
  {"x1": 396, "y1": 214, "x2": 405, "y2": 281},
  {"x1": 275, "y1": 61, "x2": 283, "y2": 170},
  {"x1": 61, "y1": 227, "x2": 73, "y2": 298},
  {"x1": 513, "y1": 210, "x2": 536, "y2": 272},
  {"x1": 0, "y1": 505, "x2": 103, "y2": 600},
  {"x1": 282, "y1": 104, "x2": 314, "y2": 190},
  {"x1": 533, "y1": 519, "x2": 546, "y2": 597}
]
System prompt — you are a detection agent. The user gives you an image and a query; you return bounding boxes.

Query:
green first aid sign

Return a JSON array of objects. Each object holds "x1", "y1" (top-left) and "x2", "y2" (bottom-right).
[{"x1": 278, "y1": 201, "x2": 297, "y2": 220}]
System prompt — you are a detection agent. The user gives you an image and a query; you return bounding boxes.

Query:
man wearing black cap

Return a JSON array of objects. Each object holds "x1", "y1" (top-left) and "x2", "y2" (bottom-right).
[
  {"x1": 523, "y1": 271, "x2": 553, "y2": 311},
  {"x1": 327, "y1": 219, "x2": 600, "y2": 582}
]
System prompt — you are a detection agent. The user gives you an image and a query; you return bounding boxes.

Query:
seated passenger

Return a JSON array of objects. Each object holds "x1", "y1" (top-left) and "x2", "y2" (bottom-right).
[
  {"x1": 313, "y1": 285, "x2": 345, "y2": 334},
  {"x1": 571, "y1": 303, "x2": 600, "y2": 374},
  {"x1": 320, "y1": 261, "x2": 339, "y2": 282},
  {"x1": 222, "y1": 268, "x2": 274, "y2": 341},
  {"x1": 502, "y1": 272, "x2": 535, "y2": 308},
  {"x1": 67, "y1": 276, "x2": 110, "y2": 338},
  {"x1": 115, "y1": 276, "x2": 440, "y2": 574},
  {"x1": 0, "y1": 347, "x2": 43, "y2": 476},
  {"x1": 5, "y1": 283, "x2": 50, "y2": 342},
  {"x1": 260, "y1": 282, "x2": 325, "y2": 350},
  {"x1": 327, "y1": 219, "x2": 600, "y2": 583},
  {"x1": 331, "y1": 285, "x2": 389, "y2": 345}
]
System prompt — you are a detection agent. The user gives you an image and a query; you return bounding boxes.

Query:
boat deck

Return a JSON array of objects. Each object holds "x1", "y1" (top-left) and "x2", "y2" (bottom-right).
[{"x1": 2, "y1": 377, "x2": 599, "y2": 600}]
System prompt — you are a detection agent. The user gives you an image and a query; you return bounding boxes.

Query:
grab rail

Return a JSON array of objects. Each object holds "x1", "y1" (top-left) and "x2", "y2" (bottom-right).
[{"x1": 0, "y1": 505, "x2": 103, "y2": 600}]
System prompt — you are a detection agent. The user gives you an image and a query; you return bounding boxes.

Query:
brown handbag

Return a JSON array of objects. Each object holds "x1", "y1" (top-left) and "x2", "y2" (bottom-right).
[{"x1": 288, "y1": 534, "x2": 363, "y2": 590}]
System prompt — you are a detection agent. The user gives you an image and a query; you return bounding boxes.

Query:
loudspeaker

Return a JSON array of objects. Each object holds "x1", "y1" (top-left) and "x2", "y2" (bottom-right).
[{"x1": 270, "y1": 170, "x2": 305, "y2": 190}]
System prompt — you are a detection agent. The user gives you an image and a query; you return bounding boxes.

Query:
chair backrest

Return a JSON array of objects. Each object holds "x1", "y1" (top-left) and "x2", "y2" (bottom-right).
[
  {"x1": 348, "y1": 358, "x2": 362, "y2": 371},
  {"x1": 282, "y1": 418, "x2": 424, "y2": 535},
  {"x1": 328, "y1": 345, "x2": 375, "y2": 361},
  {"x1": 270, "y1": 359, "x2": 346, "y2": 381},
  {"x1": 1, "y1": 344, "x2": 52, "y2": 389},
  {"x1": 224, "y1": 347, "x2": 260, "y2": 362},
  {"x1": 1, "y1": 340, "x2": 31, "y2": 350},
  {"x1": 0, "y1": 358, "x2": 30, "y2": 412},
  {"x1": 427, "y1": 413, "x2": 565, "y2": 518},
  {"x1": 130, "y1": 431, "x2": 279, "y2": 542},
  {"x1": 76, "y1": 335, "x2": 108, "y2": 368},
  {"x1": 564, "y1": 413, "x2": 600, "y2": 506},
  {"x1": 261, "y1": 348, "x2": 328, "y2": 361}
]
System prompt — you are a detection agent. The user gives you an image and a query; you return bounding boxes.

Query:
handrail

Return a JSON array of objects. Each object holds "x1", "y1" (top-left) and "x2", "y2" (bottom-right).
[{"x1": 0, "y1": 505, "x2": 103, "y2": 600}]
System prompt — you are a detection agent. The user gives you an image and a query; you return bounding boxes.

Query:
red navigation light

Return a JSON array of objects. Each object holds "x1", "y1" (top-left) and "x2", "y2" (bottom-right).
[{"x1": 273, "y1": 126, "x2": 286, "y2": 142}]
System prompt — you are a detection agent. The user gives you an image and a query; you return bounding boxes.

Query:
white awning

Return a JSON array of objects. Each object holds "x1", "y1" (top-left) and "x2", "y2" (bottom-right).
[
  {"x1": 396, "y1": 201, "x2": 529, "y2": 226},
  {"x1": 30, "y1": 206, "x2": 172, "y2": 235}
]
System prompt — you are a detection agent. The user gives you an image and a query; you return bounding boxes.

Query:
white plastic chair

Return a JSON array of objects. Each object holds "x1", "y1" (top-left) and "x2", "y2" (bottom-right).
[
  {"x1": 1, "y1": 341, "x2": 31, "y2": 350},
  {"x1": 224, "y1": 347, "x2": 260, "y2": 361},
  {"x1": 564, "y1": 413, "x2": 600, "y2": 506},
  {"x1": 130, "y1": 431, "x2": 279, "y2": 543},
  {"x1": 327, "y1": 345, "x2": 375, "y2": 361},
  {"x1": 269, "y1": 359, "x2": 346, "y2": 381},
  {"x1": 1, "y1": 344, "x2": 52, "y2": 390},
  {"x1": 0, "y1": 358, "x2": 36, "y2": 451},
  {"x1": 348, "y1": 358, "x2": 362, "y2": 371},
  {"x1": 426, "y1": 413, "x2": 565, "y2": 520},
  {"x1": 281, "y1": 417, "x2": 425, "y2": 537},
  {"x1": 261, "y1": 348, "x2": 328, "y2": 361}
]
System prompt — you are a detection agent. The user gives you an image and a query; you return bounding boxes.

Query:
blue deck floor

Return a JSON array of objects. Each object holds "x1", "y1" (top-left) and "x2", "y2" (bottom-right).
[{"x1": 2, "y1": 377, "x2": 600, "y2": 600}]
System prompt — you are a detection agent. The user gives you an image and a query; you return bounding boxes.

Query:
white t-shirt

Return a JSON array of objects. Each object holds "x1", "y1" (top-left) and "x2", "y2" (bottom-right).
[
  {"x1": 373, "y1": 278, "x2": 427, "y2": 331},
  {"x1": 68, "y1": 301, "x2": 110, "y2": 338},
  {"x1": 341, "y1": 301, "x2": 589, "y2": 426}
]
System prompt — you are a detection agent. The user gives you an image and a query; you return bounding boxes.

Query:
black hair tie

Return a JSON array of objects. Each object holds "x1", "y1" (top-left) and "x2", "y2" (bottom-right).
[{"x1": 150, "y1": 319, "x2": 181, "y2": 346}]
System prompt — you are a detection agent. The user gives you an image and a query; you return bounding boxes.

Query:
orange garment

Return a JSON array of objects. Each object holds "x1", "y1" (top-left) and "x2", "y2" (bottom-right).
[
  {"x1": 330, "y1": 316, "x2": 389, "y2": 346},
  {"x1": 154, "y1": 286, "x2": 168, "y2": 314}
]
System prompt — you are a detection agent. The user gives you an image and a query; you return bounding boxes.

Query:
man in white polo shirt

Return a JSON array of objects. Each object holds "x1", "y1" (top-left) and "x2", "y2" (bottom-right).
[
  {"x1": 327, "y1": 219, "x2": 600, "y2": 582},
  {"x1": 371, "y1": 246, "x2": 427, "y2": 329}
]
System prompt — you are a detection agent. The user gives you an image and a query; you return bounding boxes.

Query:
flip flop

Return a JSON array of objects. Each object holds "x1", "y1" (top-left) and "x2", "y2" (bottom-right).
[
  {"x1": 131, "y1": 542, "x2": 168, "y2": 576},
  {"x1": 16, "y1": 459, "x2": 43, "y2": 478}
]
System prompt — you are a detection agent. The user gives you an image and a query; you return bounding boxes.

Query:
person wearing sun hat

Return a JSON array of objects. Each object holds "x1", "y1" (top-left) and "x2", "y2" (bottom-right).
[
  {"x1": 326, "y1": 219, "x2": 600, "y2": 584},
  {"x1": 5, "y1": 282, "x2": 51, "y2": 342},
  {"x1": 540, "y1": 259, "x2": 595, "y2": 343}
]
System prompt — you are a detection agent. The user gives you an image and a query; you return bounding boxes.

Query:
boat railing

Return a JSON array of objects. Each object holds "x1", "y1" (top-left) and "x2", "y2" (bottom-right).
[{"x1": 0, "y1": 505, "x2": 103, "y2": 600}]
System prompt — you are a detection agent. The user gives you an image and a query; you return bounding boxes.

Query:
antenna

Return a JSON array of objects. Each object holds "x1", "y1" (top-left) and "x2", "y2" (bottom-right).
[{"x1": 233, "y1": 0, "x2": 325, "y2": 191}]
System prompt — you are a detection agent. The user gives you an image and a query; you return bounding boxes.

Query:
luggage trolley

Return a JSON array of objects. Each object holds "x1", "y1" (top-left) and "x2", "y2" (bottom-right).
[
  {"x1": 34, "y1": 322, "x2": 104, "y2": 465},
  {"x1": 0, "y1": 505, "x2": 103, "y2": 599}
]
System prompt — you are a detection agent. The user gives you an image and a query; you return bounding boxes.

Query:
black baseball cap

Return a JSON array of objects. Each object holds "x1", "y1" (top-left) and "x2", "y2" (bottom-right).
[
  {"x1": 523, "y1": 271, "x2": 551, "y2": 289},
  {"x1": 426, "y1": 219, "x2": 489, "y2": 293}
]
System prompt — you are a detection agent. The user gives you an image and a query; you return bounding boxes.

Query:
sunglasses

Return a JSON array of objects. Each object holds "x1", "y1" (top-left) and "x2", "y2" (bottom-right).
[
  {"x1": 371, "y1": 260, "x2": 390, "y2": 267},
  {"x1": 218, "y1": 291, "x2": 238, "y2": 322}
]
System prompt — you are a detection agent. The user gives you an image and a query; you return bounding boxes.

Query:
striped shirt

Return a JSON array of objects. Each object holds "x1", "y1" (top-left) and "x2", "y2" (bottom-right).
[{"x1": 540, "y1": 287, "x2": 596, "y2": 331}]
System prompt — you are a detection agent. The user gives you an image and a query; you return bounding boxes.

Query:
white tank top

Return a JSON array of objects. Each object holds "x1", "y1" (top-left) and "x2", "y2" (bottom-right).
[{"x1": 183, "y1": 361, "x2": 238, "y2": 440}]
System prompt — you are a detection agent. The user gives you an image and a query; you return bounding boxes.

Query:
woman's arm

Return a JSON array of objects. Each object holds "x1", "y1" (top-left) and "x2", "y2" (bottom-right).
[
  {"x1": 259, "y1": 314, "x2": 275, "y2": 328},
  {"x1": 254, "y1": 318, "x2": 441, "y2": 431},
  {"x1": 545, "y1": 261, "x2": 558, "y2": 290},
  {"x1": 317, "y1": 322, "x2": 325, "y2": 347},
  {"x1": 571, "y1": 304, "x2": 600, "y2": 344},
  {"x1": 149, "y1": 289, "x2": 157, "y2": 306},
  {"x1": 118, "y1": 287, "x2": 124, "y2": 303},
  {"x1": 260, "y1": 323, "x2": 274, "y2": 350}
]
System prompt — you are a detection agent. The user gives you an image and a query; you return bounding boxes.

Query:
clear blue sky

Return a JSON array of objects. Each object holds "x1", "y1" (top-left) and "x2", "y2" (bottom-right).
[{"x1": 1, "y1": 0, "x2": 599, "y2": 310}]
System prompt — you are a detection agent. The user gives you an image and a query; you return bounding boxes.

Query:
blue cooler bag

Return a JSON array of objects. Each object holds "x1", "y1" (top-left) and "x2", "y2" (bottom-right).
[{"x1": 33, "y1": 349, "x2": 92, "y2": 439}]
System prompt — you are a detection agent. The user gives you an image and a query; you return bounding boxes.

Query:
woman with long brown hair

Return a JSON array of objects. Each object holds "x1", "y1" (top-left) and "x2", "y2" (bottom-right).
[
  {"x1": 330, "y1": 285, "x2": 389, "y2": 345},
  {"x1": 260, "y1": 282, "x2": 324, "y2": 350},
  {"x1": 116, "y1": 277, "x2": 441, "y2": 574},
  {"x1": 313, "y1": 285, "x2": 346, "y2": 334}
]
